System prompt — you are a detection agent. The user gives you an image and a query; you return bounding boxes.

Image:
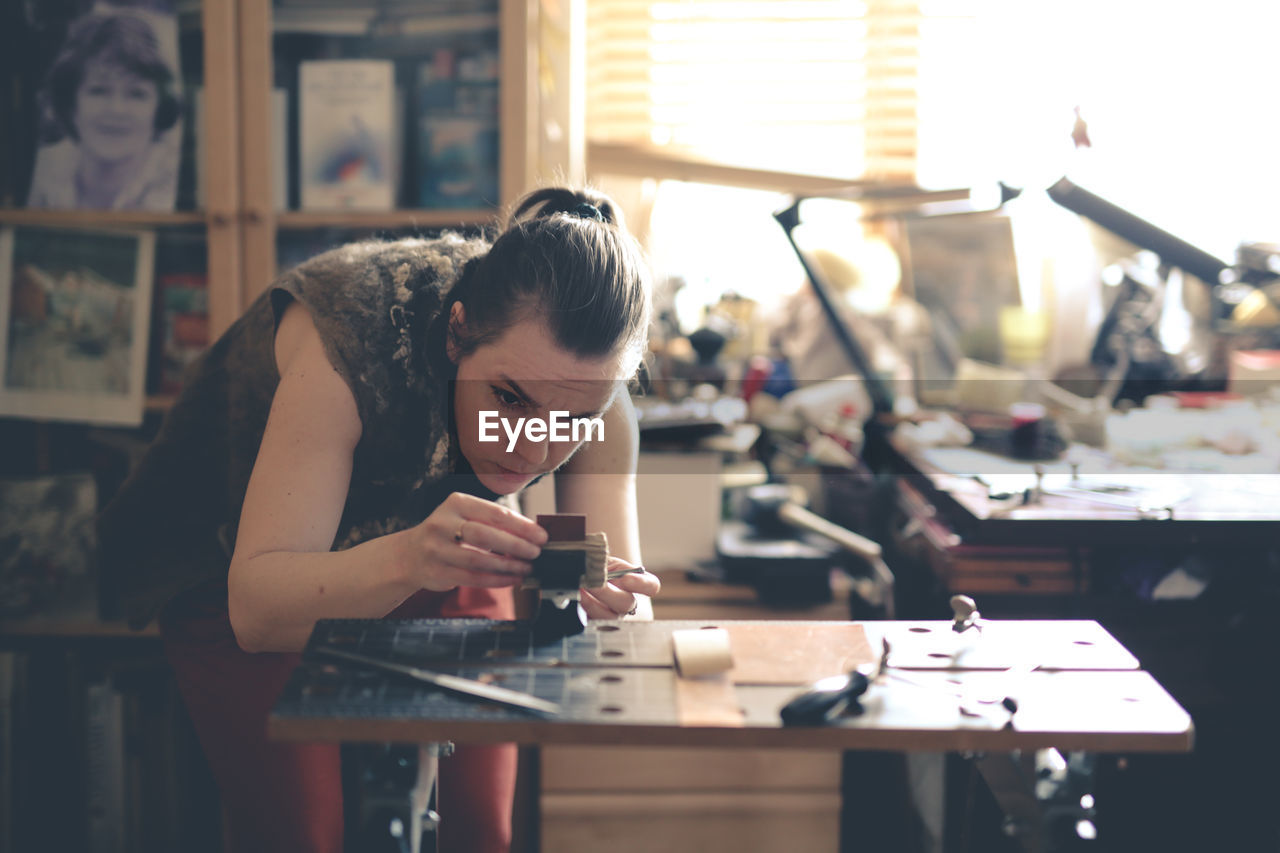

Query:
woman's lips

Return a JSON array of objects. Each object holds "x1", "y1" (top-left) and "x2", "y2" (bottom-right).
[{"x1": 89, "y1": 123, "x2": 139, "y2": 135}]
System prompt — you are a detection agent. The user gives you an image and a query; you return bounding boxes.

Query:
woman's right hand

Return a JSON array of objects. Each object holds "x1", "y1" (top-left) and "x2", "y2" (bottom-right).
[{"x1": 405, "y1": 492, "x2": 547, "y2": 591}]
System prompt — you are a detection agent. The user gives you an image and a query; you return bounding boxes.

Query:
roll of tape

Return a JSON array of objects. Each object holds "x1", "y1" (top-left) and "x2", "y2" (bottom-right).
[{"x1": 672, "y1": 627, "x2": 734, "y2": 678}]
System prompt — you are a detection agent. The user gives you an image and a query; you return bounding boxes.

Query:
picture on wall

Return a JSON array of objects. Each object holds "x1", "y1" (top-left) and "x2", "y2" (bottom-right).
[
  {"x1": 23, "y1": 1, "x2": 183, "y2": 211},
  {"x1": 0, "y1": 226, "x2": 155, "y2": 425},
  {"x1": 0, "y1": 472, "x2": 98, "y2": 618},
  {"x1": 902, "y1": 212, "x2": 1022, "y2": 376}
]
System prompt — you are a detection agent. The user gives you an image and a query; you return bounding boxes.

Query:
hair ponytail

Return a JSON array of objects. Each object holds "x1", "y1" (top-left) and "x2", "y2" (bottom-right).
[
  {"x1": 448, "y1": 186, "x2": 650, "y2": 373},
  {"x1": 505, "y1": 186, "x2": 624, "y2": 230}
]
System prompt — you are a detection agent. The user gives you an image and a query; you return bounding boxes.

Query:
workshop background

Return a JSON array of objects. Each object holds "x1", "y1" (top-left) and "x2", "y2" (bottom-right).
[{"x1": 1, "y1": 0, "x2": 1278, "y2": 851}]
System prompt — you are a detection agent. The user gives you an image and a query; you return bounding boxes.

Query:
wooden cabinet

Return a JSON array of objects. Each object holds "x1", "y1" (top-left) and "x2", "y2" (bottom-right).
[
  {"x1": 541, "y1": 749, "x2": 841, "y2": 853},
  {"x1": 539, "y1": 571, "x2": 850, "y2": 853},
  {"x1": 231, "y1": 0, "x2": 563, "y2": 321},
  {"x1": 0, "y1": 4, "x2": 574, "y2": 847},
  {"x1": 0, "y1": 2, "x2": 242, "y2": 416},
  {"x1": 1, "y1": 0, "x2": 570, "y2": 409}
]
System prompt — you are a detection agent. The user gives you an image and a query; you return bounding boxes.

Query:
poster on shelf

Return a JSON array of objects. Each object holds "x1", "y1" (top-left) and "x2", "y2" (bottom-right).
[
  {"x1": 24, "y1": 1, "x2": 183, "y2": 212},
  {"x1": 0, "y1": 226, "x2": 155, "y2": 426},
  {"x1": 418, "y1": 116, "x2": 499, "y2": 209},
  {"x1": 0, "y1": 472, "x2": 97, "y2": 618},
  {"x1": 415, "y1": 42, "x2": 499, "y2": 208},
  {"x1": 299, "y1": 60, "x2": 396, "y2": 211}
]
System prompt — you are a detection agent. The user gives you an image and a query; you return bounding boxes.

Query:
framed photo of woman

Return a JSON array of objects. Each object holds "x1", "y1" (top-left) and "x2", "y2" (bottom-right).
[{"x1": 24, "y1": 1, "x2": 183, "y2": 211}]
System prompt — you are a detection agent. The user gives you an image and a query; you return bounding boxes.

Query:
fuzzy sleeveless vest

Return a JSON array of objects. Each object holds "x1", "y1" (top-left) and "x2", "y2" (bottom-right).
[{"x1": 98, "y1": 234, "x2": 498, "y2": 628}]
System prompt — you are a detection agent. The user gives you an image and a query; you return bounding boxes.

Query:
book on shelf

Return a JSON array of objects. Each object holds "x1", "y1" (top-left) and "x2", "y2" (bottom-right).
[
  {"x1": 86, "y1": 681, "x2": 126, "y2": 853},
  {"x1": 272, "y1": 5, "x2": 497, "y2": 36},
  {"x1": 415, "y1": 42, "x2": 499, "y2": 209},
  {"x1": 153, "y1": 271, "x2": 208, "y2": 396},
  {"x1": 372, "y1": 12, "x2": 499, "y2": 37},
  {"x1": 0, "y1": 652, "x2": 16, "y2": 853},
  {"x1": 272, "y1": 7, "x2": 378, "y2": 36},
  {"x1": 147, "y1": 230, "x2": 207, "y2": 398},
  {"x1": 299, "y1": 60, "x2": 397, "y2": 211},
  {"x1": 273, "y1": 0, "x2": 497, "y2": 34}
]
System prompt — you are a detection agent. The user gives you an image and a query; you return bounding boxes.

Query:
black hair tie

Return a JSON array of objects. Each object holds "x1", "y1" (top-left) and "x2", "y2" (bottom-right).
[{"x1": 571, "y1": 201, "x2": 604, "y2": 222}]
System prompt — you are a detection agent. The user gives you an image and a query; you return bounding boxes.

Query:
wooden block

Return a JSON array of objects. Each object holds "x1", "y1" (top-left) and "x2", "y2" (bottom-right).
[
  {"x1": 522, "y1": 532, "x2": 609, "y2": 589},
  {"x1": 537, "y1": 513, "x2": 586, "y2": 542}
]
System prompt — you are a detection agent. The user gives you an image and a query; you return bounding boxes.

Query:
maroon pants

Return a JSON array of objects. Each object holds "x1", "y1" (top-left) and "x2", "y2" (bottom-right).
[{"x1": 160, "y1": 583, "x2": 517, "y2": 853}]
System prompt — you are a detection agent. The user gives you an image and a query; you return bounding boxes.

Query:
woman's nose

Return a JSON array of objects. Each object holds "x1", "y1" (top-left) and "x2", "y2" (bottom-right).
[
  {"x1": 511, "y1": 433, "x2": 549, "y2": 469},
  {"x1": 107, "y1": 91, "x2": 139, "y2": 113}
]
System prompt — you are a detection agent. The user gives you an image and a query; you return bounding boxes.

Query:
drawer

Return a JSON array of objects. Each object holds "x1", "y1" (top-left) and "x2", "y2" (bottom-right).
[
  {"x1": 942, "y1": 554, "x2": 1084, "y2": 596},
  {"x1": 541, "y1": 791, "x2": 840, "y2": 853},
  {"x1": 542, "y1": 746, "x2": 841, "y2": 792}
]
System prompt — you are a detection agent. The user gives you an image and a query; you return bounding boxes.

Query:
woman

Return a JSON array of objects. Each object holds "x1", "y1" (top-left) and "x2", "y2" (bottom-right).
[
  {"x1": 97, "y1": 186, "x2": 660, "y2": 852},
  {"x1": 27, "y1": 10, "x2": 182, "y2": 210}
]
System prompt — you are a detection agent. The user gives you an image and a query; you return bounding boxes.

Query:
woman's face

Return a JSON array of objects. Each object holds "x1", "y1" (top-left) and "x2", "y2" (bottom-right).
[
  {"x1": 450, "y1": 310, "x2": 627, "y2": 495},
  {"x1": 73, "y1": 61, "x2": 159, "y2": 163}
]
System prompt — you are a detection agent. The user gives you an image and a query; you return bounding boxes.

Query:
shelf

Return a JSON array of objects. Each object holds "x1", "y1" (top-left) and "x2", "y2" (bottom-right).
[
  {"x1": 0, "y1": 585, "x2": 159, "y2": 640},
  {"x1": 0, "y1": 209, "x2": 207, "y2": 228},
  {"x1": 145, "y1": 395, "x2": 178, "y2": 412},
  {"x1": 275, "y1": 208, "x2": 496, "y2": 230}
]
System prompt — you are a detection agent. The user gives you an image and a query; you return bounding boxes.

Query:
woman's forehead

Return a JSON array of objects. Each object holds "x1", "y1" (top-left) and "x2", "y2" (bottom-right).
[
  {"x1": 474, "y1": 317, "x2": 628, "y2": 383},
  {"x1": 82, "y1": 60, "x2": 145, "y2": 82}
]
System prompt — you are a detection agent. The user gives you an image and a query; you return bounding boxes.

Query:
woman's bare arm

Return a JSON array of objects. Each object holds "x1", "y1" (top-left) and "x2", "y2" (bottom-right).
[{"x1": 227, "y1": 302, "x2": 544, "y2": 653}]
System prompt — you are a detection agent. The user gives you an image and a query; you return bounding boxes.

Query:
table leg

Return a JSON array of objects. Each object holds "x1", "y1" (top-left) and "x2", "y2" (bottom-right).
[
  {"x1": 410, "y1": 742, "x2": 453, "y2": 853},
  {"x1": 970, "y1": 749, "x2": 1098, "y2": 852}
]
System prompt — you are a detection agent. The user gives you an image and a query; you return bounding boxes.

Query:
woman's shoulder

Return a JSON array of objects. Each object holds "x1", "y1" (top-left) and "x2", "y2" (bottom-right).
[
  {"x1": 26, "y1": 139, "x2": 80, "y2": 208},
  {"x1": 296, "y1": 232, "x2": 489, "y2": 294},
  {"x1": 268, "y1": 233, "x2": 486, "y2": 422},
  {"x1": 122, "y1": 137, "x2": 181, "y2": 211}
]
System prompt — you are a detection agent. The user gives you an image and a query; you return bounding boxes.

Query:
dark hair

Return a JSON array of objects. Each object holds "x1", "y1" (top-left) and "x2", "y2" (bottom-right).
[
  {"x1": 44, "y1": 12, "x2": 181, "y2": 144},
  {"x1": 447, "y1": 186, "x2": 651, "y2": 370}
]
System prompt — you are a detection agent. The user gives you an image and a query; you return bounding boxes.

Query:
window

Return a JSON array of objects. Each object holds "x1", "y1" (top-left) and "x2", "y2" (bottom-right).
[
  {"x1": 587, "y1": 0, "x2": 922, "y2": 182},
  {"x1": 588, "y1": 0, "x2": 1279, "y2": 265},
  {"x1": 919, "y1": 0, "x2": 1280, "y2": 260}
]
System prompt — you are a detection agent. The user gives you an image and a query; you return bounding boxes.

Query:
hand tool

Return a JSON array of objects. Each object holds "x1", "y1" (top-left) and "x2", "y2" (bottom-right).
[{"x1": 315, "y1": 645, "x2": 562, "y2": 717}]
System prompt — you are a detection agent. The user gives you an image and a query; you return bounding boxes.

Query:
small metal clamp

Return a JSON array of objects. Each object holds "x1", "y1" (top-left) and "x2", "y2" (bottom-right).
[{"x1": 950, "y1": 594, "x2": 983, "y2": 634}]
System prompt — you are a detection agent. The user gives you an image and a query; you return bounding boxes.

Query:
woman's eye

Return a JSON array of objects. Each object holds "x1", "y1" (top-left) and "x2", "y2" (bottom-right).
[{"x1": 493, "y1": 387, "x2": 525, "y2": 408}]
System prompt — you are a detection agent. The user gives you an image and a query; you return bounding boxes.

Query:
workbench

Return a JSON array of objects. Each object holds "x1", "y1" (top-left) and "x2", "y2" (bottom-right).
[
  {"x1": 888, "y1": 442, "x2": 1280, "y2": 548},
  {"x1": 870, "y1": 438, "x2": 1280, "y2": 850},
  {"x1": 269, "y1": 616, "x2": 1192, "y2": 852}
]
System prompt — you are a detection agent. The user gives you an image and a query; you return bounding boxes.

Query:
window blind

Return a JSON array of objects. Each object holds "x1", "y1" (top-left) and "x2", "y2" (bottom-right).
[{"x1": 585, "y1": 0, "x2": 924, "y2": 184}]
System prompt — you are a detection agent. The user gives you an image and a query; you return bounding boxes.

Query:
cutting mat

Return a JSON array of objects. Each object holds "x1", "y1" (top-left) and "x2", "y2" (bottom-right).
[{"x1": 270, "y1": 619, "x2": 1192, "y2": 754}]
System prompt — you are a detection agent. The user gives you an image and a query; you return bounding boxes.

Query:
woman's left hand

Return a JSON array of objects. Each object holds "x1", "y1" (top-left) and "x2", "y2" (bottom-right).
[{"x1": 580, "y1": 556, "x2": 660, "y2": 619}]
